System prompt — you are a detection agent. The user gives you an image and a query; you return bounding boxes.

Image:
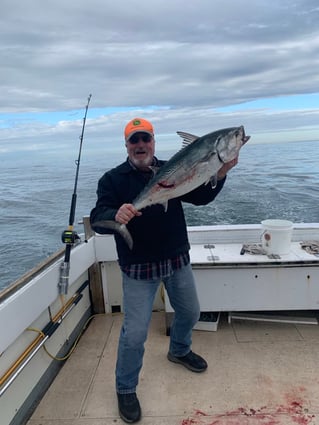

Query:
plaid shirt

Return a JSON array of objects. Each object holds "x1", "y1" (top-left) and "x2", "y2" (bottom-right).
[{"x1": 120, "y1": 252, "x2": 190, "y2": 280}]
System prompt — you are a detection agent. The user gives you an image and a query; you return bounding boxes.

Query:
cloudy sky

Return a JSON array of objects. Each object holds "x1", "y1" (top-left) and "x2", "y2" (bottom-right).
[{"x1": 1, "y1": 0, "x2": 319, "y2": 156}]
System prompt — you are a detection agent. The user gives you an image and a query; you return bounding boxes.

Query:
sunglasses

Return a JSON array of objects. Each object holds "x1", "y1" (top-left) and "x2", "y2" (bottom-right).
[{"x1": 128, "y1": 133, "x2": 152, "y2": 145}]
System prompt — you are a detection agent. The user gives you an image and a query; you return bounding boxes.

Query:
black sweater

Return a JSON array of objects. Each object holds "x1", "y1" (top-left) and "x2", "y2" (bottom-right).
[{"x1": 90, "y1": 158, "x2": 225, "y2": 267}]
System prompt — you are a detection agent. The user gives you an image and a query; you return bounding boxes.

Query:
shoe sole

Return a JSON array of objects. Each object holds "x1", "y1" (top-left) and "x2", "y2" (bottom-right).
[
  {"x1": 167, "y1": 352, "x2": 207, "y2": 373},
  {"x1": 119, "y1": 411, "x2": 141, "y2": 423}
]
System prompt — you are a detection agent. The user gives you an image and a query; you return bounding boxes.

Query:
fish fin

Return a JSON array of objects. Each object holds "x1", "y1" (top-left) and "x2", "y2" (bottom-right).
[
  {"x1": 163, "y1": 201, "x2": 168, "y2": 212},
  {"x1": 91, "y1": 220, "x2": 133, "y2": 250},
  {"x1": 209, "y1": 173, "x2": 218, "y2": 189},
  {"x1": 203, "y1": 172, "x2": 218, "y2": 188},
  {"x1": 176, "y1": 131, "x2": 199, "y2": 147}
]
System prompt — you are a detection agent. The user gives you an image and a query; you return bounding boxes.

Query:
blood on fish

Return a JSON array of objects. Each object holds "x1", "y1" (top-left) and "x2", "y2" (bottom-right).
[{"x1": 157, "y1": 181, "x2": 175, "y2": 188}]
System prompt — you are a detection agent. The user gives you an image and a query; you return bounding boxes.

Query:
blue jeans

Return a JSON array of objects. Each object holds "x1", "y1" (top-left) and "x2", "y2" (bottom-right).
[{"x1": 116, "y1": 263, "x2": 200, "y2": 393}]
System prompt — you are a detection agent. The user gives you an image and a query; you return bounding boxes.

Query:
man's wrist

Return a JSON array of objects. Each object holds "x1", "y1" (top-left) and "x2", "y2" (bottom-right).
[{"x1": 217, "y1": 174, "x2": 227, "y2": 181}]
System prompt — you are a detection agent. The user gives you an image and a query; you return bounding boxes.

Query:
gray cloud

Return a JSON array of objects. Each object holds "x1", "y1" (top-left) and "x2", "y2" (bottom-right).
[
  {"x1": 1, "y1": 0, "x2": 318, "y2": 108},
  {"x1": 1, "y1": 0, "x2": 319, "y2": 149}
]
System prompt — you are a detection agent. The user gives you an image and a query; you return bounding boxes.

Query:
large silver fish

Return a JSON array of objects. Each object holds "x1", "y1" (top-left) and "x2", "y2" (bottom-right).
[{"x1": 93, "y1": 126, "x2": 250, "y2": 248}]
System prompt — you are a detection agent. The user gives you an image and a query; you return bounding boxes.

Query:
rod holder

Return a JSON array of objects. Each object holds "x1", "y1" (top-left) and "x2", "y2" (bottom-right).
[{"x1": 58, "y1": 262, "x2": 70, "y2": 295}]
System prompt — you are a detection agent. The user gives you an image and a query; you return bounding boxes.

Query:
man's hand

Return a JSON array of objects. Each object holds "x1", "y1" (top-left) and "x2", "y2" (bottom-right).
[
  {"x1": 115, "y1": 203, "x2": 142, "y2": 225},
  {"x1": 217, "y1": 156, "x2": 239, "y2": 180}
]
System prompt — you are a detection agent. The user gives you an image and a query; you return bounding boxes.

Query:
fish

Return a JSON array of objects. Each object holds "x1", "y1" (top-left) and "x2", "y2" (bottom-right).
[{"x1": 92, "y1": 126, "x2": 250, "y2": 249}]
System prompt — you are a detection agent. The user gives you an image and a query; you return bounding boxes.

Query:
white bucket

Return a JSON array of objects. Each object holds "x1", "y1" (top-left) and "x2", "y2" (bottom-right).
[{"x1": 261, "y1": 219, "x2": 293, "y2": 255}]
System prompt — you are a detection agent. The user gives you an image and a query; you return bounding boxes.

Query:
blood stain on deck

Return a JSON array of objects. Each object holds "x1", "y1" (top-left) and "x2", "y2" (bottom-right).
[{"x1": 181, "y1": 390, "x2": 315, "y2": 425}]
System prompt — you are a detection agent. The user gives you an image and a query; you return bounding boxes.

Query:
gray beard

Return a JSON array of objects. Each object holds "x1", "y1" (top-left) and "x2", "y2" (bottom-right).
[{"x1": 130, "y1": 154, "x2": 153, "y2": 170}]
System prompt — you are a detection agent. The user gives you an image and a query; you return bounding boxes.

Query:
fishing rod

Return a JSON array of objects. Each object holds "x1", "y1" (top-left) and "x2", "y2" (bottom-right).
[{"x1": 58, "y1": 94, "x2": 92, "y2": 295}]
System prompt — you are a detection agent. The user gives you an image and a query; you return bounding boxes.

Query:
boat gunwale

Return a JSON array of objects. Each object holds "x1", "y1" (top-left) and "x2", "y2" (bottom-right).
[
  {"x1": 0, "y1": 247, "x2": 65, "y2": 304},
  {"x1": 1, "y1": 222, "x2": 318, "y2": 303}
]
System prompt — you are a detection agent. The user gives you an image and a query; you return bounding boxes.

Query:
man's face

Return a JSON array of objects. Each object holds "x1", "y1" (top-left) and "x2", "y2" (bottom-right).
[{"x1": 126, "y1": 132, "x2": 155, "y2": 169}]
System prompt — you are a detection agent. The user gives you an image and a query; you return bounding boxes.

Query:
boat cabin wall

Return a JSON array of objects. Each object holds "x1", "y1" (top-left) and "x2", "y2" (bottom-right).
[{"x1": 91, "y1": 222, "x2": 319, "y2": 314}]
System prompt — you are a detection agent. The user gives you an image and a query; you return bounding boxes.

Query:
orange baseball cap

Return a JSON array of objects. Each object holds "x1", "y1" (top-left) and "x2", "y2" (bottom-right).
[{"x1": 124, "y1": 118, "x2": 154, "y2": 141}]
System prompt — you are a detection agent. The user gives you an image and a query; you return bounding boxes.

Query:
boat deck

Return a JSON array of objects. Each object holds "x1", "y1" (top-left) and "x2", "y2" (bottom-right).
[{"x1": 27, "y1": 311, "x2": 319, "y2": 425}]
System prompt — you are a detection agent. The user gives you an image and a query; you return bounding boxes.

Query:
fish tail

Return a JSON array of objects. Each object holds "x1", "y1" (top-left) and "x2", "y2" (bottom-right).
[
  {"x1": 91, "y1": 220, "x2": 133, "y2": 250},
  {"x1": 117, "y1": 223, "x2": 134, "y2": 250}
]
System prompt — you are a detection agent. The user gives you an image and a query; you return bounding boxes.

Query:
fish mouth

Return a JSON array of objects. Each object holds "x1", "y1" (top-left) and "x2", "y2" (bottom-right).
[
  {"x1": 243, "y1": 135, "x2": 250, "y2": 145},
  {"x1": 239, "y1": 126, "x2": 250, "y2": 145}
]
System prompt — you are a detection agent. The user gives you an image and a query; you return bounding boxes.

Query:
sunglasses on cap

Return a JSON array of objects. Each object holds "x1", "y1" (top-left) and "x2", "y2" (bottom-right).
[{"x1": 128, "y1": 132, "x2": 152, "y2": 145}]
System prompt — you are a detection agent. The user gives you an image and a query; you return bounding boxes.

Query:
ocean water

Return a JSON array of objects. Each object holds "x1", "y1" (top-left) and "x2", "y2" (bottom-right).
[{"x1": 1, "y1": 140, "x2": 318, "y2": 290}]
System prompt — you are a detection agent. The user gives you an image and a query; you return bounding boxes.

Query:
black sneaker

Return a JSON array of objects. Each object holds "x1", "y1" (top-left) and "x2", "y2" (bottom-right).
[
  {"x1": 167, "y1": 350, "x2": 208, "y2": 373},
  {"x1": 117, "y1": 392, "x2": 141, "y2": 423}
]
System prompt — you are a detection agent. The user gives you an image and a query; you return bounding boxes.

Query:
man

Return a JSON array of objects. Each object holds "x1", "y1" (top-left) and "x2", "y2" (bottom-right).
[{"x1": 90, "y1": 117, "x2": 238, "y2": 423}]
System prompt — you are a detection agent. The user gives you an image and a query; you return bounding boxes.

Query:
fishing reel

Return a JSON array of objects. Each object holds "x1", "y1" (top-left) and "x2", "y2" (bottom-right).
[{"x1": 61, "y1": 230, "x2": 80, "y2": 245}]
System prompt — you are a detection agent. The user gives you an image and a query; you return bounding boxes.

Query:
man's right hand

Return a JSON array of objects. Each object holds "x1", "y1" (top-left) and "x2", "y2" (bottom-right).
[{"x1": 115, "y1": 204, "x2": 142, "y2": 225}]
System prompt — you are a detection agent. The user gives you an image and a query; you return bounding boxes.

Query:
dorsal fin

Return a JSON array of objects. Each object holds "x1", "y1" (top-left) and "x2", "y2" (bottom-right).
[{"x1": 176, "y1": 131, "x2": 199, "y2": 148}]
